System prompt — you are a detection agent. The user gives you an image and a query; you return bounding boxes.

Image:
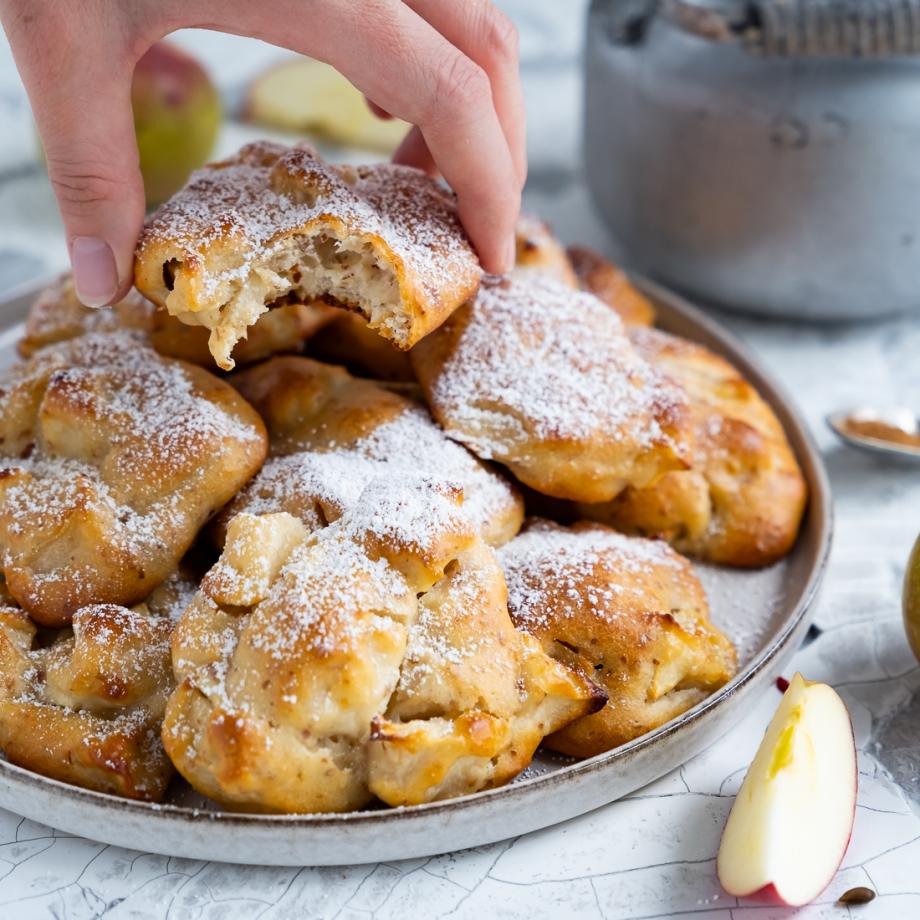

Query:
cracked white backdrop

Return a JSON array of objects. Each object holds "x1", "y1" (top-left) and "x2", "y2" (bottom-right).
[{"x1": 1, "y1": 2, "x2": 920, "y2": 917}]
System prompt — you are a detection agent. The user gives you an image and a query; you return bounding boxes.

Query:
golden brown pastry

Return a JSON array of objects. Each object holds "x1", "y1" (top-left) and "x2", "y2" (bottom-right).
[
  {"x1": 220, "y1": 356, "x2": 523, "y2": 546},
  {"x1": 566, "y1": 245, "x2": 656, "y2": 327},
  {"x1": 135, "y1": 141, "x2": 481, "y2": 370},
  {"x1": 411, "y1": 274, "x2": 693, "y2": 503},
  {"x1": 0, "y1": 331, "x2": 267, "y2": 626},
  {"x1": 513, "y1": 215, "x2": 579, "y2": 287},
  {"x1": 578, "y1": 329, "x2": 807, "y2": 567},
  {"x1": 499, "y1": 519, "x2": 737, "y2": 757},
  {"x1": 308, "y1": 311, "x2": 416, "y2": 382},
  {"x1": 19, "y1": 274, "x2": 334, "y2": 368},
  {"x1": 164, "y1": 480, "x2": 599, "y2": 812},
  {"x1": 0, "y1": 601, "x2": 176, "y2": 800}
]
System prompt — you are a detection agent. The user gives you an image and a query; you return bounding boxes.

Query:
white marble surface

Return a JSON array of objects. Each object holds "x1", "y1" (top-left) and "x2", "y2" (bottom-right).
[{"x1": 1, "y1": 3, "x2": 920, "y2": 917}]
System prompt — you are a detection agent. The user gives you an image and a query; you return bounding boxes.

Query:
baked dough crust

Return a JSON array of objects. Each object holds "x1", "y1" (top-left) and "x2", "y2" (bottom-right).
[
  {"x1": 219, "y1": 356, "x2": 523, "y2": 547},
  {"x1": 411, "y1": 274, "x2": 693, "y2": 503},
  {"x1": 135, "y1": 142, "x2": 481, "y2": 369},
  {"x1": 0, "y1": 601, "x2": 176, "y2": 800},
  {"x1": 164, "y1": 482, "x2": 600, "y2": 812},
  {"x1": 513, "y1": 215, "x2": 579, "y2": 287},
  {"x1": 499, "y1": 519, "x2": 737, "y2": 757},
  {"x1": 566, "y1": 245, "x2": 656, "y2": 327},
  {"x1": 578, "y1": 329, "x2": 807, "y2": 567},
  {"x1": 0, "y1": 332, "x2": 267, "y2": 625},
  {"x1": 19, "y1": 275, "x2": 334, "y2": 368}
]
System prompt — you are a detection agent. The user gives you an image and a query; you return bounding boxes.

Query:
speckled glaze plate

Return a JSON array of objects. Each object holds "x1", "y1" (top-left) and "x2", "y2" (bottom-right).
[{"x1": 0, "y1": 276, "x2": 832, "y2": 867}]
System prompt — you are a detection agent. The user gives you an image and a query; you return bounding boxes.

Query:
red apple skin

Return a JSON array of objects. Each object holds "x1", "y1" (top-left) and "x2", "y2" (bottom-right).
[{"x1": 132, "y1": 42, "x2": 222, "y2": 205}]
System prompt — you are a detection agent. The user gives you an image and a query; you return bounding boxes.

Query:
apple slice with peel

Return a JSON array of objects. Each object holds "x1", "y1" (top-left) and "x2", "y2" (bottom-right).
[
  {"x1": 243, "y1": 57, "x2": 409, "y2": 152},
  {"x1": 717, "y1": 673, "x2": 857, "y2": 906}
]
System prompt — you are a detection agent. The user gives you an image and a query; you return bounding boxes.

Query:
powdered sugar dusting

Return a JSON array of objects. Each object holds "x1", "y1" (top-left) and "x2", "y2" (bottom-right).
[
  {"x1": 139, "y1": 143, "x2": 477, "y2": 306},
  {"x1": 230, "y1": 405, "x2": 519, "y2": 542},
  {"x1": 499, "y1": 520, "x2": 685, "y2": 631},
  {"x1": 424, "y1": 275, "x2": 687, "y2": 455}
]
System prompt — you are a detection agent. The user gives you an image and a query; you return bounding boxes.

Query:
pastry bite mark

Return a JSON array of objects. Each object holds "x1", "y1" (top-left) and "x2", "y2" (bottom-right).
[
  {"x1": 411, "y1": 274, "x2": 693, "y2": 504},
  {"x1": 578, "y1": 329, "x2": 807, "y2": 567},
  {"x1": 499, "y1": 519, "x2": 737, "y2": 757},
  {"x1": 20, "y1": 274, "x2": 335, "y2": 369},
  {"x1": 134, "y1": 141, "x2": 481, "y2": 370},
  {"x1": 165, "y1": 480, "x2": 598, "y2": 813},
  {"x1": 220, "y1": 356, "x2": 523, "y2": 547},
  {"x1": 0, "y1": 331, "x2": 267, "y2": 626},
  {"x1": 566, "y1": 245, "x2": 656, "y2": 327},
  {"x1": 0, "y1": 602, "x2": 176, "y2": 801}
]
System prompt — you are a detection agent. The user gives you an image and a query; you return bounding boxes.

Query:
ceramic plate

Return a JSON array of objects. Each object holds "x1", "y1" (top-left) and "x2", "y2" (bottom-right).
[{"x1": 0, "y1": 277, "x2": 832, "y2": 866}]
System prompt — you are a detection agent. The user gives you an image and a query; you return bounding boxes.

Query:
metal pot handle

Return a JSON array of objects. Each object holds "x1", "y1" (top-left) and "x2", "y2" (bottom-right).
[
  {"x1": 596, "y1": 0, "x2": 920, "y2": 57},
  {"x1": 663, "y1": 0, "x2": 920, "y2": 57}
]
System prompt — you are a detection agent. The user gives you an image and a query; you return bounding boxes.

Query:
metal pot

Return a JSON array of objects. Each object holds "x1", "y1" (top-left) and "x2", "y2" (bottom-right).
[{"x1": 584, "y1": 0, "x2": 920, "y2": 320}]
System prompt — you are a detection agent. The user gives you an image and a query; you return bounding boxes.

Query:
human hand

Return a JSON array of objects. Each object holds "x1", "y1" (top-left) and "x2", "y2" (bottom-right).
[{"x1": 0, "y1": 0, "x2": 525, "y2": 306}]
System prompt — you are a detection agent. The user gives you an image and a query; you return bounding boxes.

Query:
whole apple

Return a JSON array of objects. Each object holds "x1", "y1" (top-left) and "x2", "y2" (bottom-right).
[{"x1": 133, "y1": 42, "x2": 222, "y2": 207}]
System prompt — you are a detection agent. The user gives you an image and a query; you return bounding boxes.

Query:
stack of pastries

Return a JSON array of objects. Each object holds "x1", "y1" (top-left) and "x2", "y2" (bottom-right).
[{"x1": 0, "y1": 142, "x2": 807, "y2": 812}]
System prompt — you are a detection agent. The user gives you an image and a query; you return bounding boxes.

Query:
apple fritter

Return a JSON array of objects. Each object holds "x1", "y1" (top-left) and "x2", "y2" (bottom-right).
[
  {"x1": 135, "y1": 142, "x2": 481, "y2": 369},
  {"x1": 513, "y1": 215, "x2": 579, "y2": 288},
  {"x1": 19, "y1": 274, "x2": 334, "y2": 368},
  {"x1": 0, "y1": 331, "x2": 267, "y2": 626},
  {"x1": 499, "y1": 519, "x2": 737, "y2": 757},
  {"x1": 566, "y1": 245, "x2": 656, "y2": 327},
  {"x1": 219, "y1": 356, "x2": 523, "y2": 547},
  {"x1": 0, "y1": 601, "x2": 176, "y2": 800},
  {"x1": 308, "y1": 311, "x2": 416, "y2": 382},
  {"x1": 577, "y1": 329, "x2": 807, "y2": 567},
  {"x1": 411, "y1": 274, "x2": 693, "y2": 503},
  {"x1": 164, "y1": 480, "x2": 600, "y2": 812}
]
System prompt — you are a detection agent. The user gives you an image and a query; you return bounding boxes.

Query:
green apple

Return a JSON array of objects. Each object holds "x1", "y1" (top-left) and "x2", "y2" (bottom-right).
[{"x1": 133, "y1": 42, "x2": 222, "y2": 206}]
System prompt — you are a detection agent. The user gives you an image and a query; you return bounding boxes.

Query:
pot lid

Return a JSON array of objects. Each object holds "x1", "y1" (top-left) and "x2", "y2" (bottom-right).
[{"x1": 598, "y1": 0, "x2": 920, "y2": 57}]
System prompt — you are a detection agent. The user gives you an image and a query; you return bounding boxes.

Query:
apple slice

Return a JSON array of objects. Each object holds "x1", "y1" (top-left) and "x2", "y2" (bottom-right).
[
  {"x1": 717, "y1": 673, "x2": 857, "y2": 907},
  {"x1": 243, "y1": 57, "x2": 409, "y2": 152}
]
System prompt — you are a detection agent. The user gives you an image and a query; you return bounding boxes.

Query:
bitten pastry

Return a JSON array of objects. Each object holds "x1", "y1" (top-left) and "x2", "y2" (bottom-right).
[
  {"x1": 135, "y1": 141, "x2": 481, "y2": 369},
  {"x1": 499, "y1": 519, "x2": 737, "y2": 757},
  {"x1": 0, "y1": 601, "x2": 176, "y2": 800},
  {"x1": 19, "y1": 274, "x2": 334, "y2": 368},
  {"x1": 566, "y1": 245, "x2": 656, "y2": 327},
  {"x1": 411, "y1": 274, "x2": 692, "y2": 503},
  {"x1": 220, "y1": 356, "x2": 523, "y2": 546},
  {"x1": 0, "y1": 331, "x2": 267, "y2": 625},
  {"x1": 577, "y1": 329, "x2": 807, "y2": 567},
  {"x1": 164, "y1": 480, "x2": 600, "y2": 812}
]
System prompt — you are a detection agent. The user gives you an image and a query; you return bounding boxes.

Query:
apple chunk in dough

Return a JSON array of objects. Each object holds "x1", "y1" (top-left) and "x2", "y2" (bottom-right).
[{"x1": 716, "y1": 673, "x2": 857, "y2": 907}]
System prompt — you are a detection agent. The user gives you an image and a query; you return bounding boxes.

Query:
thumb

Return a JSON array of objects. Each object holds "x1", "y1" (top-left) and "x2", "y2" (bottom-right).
[{"x1": 3, "y1": 0, "x2": 147, "y2": 308}]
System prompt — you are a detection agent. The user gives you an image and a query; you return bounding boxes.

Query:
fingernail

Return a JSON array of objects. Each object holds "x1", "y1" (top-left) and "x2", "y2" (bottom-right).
[{"x1": 71, "y1": 237, "x2": 118, "y2": 308}]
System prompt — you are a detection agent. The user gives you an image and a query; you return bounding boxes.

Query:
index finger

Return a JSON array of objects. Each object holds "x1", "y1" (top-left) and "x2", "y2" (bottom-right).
[{"x1": 187, "y1": 0, "x2": 521, "y2": 273}]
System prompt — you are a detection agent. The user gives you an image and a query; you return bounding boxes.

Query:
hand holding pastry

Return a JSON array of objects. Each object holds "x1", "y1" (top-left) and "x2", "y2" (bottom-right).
[{"x1": 0, "y1": 0, "x2": 524, "y2": 306}]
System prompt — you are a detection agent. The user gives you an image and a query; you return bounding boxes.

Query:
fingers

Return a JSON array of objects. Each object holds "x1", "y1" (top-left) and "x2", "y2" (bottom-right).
[
  {"x1": 189, "y1": 0, "x2": 521, "y2": 273},
  {"x1": 393, "y1": 126, "x2": 436, "y2": 176},
  {"x1": 0, "y1": 2, "x2": 146, "y2": 305},
  {"x1": 403, "y1": 0, "x2": 526, "y2": 187},
  {"x1": 366, "y1": 98, "x2": 393, "y2": 120}
]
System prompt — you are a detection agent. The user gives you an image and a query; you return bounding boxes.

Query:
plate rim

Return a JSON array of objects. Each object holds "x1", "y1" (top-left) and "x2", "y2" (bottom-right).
[{"x1": 0, "y1": 276, "x2": 834, "y2": 833}]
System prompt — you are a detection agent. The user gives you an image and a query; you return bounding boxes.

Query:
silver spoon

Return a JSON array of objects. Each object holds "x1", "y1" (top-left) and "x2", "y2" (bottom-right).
[{"x1": 827, "y1": 407, "x2": 920, "y2": 462}]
